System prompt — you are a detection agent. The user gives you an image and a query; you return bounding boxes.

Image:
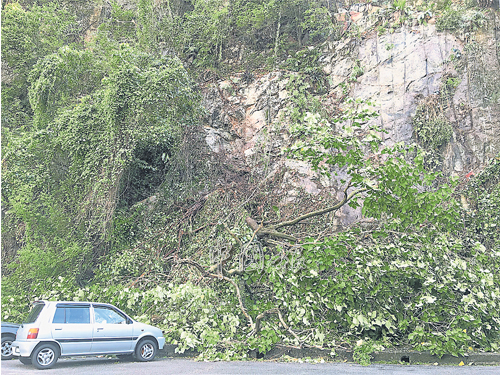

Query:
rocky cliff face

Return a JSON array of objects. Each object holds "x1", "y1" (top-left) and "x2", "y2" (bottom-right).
[{"x1": 201, "y1": 5, "x2": 500, "y2": 221}]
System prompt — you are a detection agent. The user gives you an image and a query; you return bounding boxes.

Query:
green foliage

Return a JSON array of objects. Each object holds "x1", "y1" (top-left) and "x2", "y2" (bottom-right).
[
  {"x1": 238, "y1": 227, "x2": 500, "y2": 357},
  {"x1": 1, "y1": 2, "x2": 76, "y2": 81},
  {"x1": 411, "y1": 72, "x2": 463, "y2": 170},
  {"x1": 284, "y1": 73, "x2": 325, "y2": 126},
  {"x1": 463, "y1": 155, "x2": 500, "y2": 251},
  {"x1": 159, "y1": 282, "x2": 249, "y2": 359},
  {"x1": 436, "y1": 5, "x2": 486, "y2": 34},
  {"x1": 445, "y1": 76, "x2": 461, "y2": 89},
  {"x1": 353, "y1": 339, "x2": 384, "y2": 366},
  {"x1": 364, "y1": 148, "x2": 461, "y2": 231},
  {"x1": 28, "y1": 47, "x2": 102, "y2": 127},
  {"x1": 131, "y1": 0, "x2": 338, "y2": 71},
  {"x1": 301, "y1": 5, "x2": 339, "y2": 41},
  {"x1": 282, "y1": 48, "x2": 322, "y2": 74},
  {"x1": 412, "y1": 104, "x2": 453, "y2": 150},
  {"x1": 170, "y1": 0, "x2": 231, "y2": 68},
  {"x1": 286, "y1": 93, "x2": 382, "y2": 189},
  {"x1": 392, "y1": 0, "x2": 407, "y2": 13},
  {"x1": 2, "y1": 41, "x2": 201, "y2": 285},
  {"x1": 349, "y1": 61, "x2": 364, "y2": 82},
  {"x1": 1, "y1": 2, "x2": 78, "y2": 136},
  {"x1": 94, "y1": 1, "x2": 138, "y2": 46}
]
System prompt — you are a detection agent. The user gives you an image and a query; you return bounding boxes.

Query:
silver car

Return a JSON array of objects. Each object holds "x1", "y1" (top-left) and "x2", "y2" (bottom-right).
[{"x1": 12, "y1": 300, "x2": 165, "y2": 369}]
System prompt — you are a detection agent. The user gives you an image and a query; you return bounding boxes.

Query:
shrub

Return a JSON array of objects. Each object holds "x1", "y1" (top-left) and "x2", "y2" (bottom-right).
[{"x1": 436, "y1": 6, "x2": 486, "y2": 33}]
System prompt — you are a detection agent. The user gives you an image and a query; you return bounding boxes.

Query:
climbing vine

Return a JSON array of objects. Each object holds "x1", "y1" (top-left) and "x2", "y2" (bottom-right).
[{"x1": 2, "y1": 42, "x2": 201, "y2": 285}]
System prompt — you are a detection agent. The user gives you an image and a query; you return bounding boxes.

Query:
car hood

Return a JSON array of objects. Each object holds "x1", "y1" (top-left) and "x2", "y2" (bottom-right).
[
  {"x1": 1, "y1": 322, "x2": 20, "y2": 328},
  {"x1": 132, "y1": 321, "x2": 162, "y2": 335}
]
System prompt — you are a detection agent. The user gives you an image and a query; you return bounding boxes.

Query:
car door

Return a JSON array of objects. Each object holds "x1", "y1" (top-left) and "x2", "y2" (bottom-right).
[
  {"x1": 90, "y1": 305, "x2": 134, "y2": 354},
  {"x1": 51, "y1": 304, "x2": 93, "y2": 355}
]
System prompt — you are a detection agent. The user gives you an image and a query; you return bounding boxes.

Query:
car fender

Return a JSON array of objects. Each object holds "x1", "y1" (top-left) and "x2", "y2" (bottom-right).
[
  {"x1": 132, "y1": 322, "x2": 164, "y2": 349},
  {"x1": 135, "y1": 333, "x2": 158, "y2": 346},
  {"x1": 32, "y1": 340, "x2": 62, "y2": 357}
]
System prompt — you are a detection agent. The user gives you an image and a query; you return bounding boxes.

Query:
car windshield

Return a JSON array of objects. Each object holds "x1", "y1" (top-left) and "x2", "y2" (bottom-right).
[{"x1": 23, "y1": 302, "x2": 45, "y2": 324}]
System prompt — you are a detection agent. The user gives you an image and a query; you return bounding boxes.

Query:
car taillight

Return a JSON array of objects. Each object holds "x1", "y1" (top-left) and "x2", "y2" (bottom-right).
[{"x1": 27, "y1": 328, "x2": 39, "y2": 339}]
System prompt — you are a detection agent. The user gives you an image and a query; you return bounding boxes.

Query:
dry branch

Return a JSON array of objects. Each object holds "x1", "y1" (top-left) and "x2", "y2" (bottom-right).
[{"x1": 244, "y1": 184, "x2": 367, "y2": 242}]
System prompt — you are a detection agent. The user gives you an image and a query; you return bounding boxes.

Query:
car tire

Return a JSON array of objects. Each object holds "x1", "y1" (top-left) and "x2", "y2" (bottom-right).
[
  {"x1": 31, "y1": 343, "x2": 59, "y2": 369},
  {"x1": 135, "y1": 339, "x2": 157, "y2": 362},
  {"x1": 19, "y1": 357, "x2": 32, "y2": 365},
  {"x1": 1, "y1": 335, "x2": 16, "y2": 360}
]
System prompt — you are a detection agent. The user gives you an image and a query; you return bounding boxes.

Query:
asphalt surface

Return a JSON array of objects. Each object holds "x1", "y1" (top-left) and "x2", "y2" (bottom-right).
[{"x1": 2, "y1": 357, "x2": 500, "y2": 375}]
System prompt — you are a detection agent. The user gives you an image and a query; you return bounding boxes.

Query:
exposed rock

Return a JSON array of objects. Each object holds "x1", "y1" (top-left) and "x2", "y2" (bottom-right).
[{"x1": 201, "y1": 7, "x2": 500, "y2": 223}]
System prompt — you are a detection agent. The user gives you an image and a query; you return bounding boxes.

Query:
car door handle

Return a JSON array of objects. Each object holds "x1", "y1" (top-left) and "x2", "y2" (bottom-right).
[
  {"x1": 55, "y1": 328, "x2": 62, "y2": 331},
  {"x1": 97, "y1": 327, "x2": 104, "y2": 331}
]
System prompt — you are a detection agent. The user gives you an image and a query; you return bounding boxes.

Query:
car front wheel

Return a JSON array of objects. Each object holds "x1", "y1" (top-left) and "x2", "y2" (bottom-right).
[
  {"x1": 135, "y1": 339, "x2": 157, "y2": 362},
  {"x1": 1, "y1": 335, "x2": 15, "y2": 360},
  {"x1": 31, "y1": 343, "x2": 59, "y2": 369}
]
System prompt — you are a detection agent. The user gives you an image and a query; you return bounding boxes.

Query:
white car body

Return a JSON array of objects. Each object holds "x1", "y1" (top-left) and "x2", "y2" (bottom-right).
[{"x1": 12, "y1": 300, "x2": 165, "y2": 369}]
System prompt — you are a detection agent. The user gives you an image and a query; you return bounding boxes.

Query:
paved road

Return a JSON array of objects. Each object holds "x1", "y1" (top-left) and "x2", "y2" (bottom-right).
[{"x1": 2, "y1": 357, "x2": 499, "y2": 375}]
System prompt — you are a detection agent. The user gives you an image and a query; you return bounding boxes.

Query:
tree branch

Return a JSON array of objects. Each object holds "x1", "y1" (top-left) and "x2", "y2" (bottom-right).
[
  {"x1": 250, "y1": 308, "x2": 302, "y2": 346},
  {"x1": 276, "y1": 309, "x2": 302, "y2": 345},
  {"x1": 274, "y1": 187, "x2": 366, "y2": 230},
  {"x1": 245, "y1": 217, "x2": 298, "y2": 242},
  {"x1": 244, "y1": 184, "x2": 366, "y2": 243},
  {"x1": 252, "y1": 308, "x2": 278, "y2": 336},
  {"x1": 210, "y1": 273, "x2": 253, "y2": 329}
]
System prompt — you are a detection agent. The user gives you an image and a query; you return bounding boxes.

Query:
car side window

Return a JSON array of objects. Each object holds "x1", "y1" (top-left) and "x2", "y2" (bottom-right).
[
  {"x1": 94, "y1": 307, "x2": 127, "y2": 324},
  {"x1": 53, "y1": 307, "x2": 65, "y2": 323},
  {"x1": 52, "y1": 307, "x2": 90, "y2": 324}
]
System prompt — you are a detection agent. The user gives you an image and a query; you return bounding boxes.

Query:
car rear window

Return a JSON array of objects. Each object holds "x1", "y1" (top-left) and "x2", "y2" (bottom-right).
[{"x1": 23, "y1": 302, "x2": 45, "y2": 324}]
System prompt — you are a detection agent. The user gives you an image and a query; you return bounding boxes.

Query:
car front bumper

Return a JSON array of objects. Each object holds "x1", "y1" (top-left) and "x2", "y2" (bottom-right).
[
  {"x1": 12, "y1": 340, "x2": 38, "y2": 358},
  {"x1": 157, "y1": 336, "x2": 165, "y2": 350}
]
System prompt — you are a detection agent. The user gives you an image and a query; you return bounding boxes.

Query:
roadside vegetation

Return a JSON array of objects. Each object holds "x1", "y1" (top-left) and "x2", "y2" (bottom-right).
[{"x1": 2, "y1": 0, "x2": 499, "y2": 364}]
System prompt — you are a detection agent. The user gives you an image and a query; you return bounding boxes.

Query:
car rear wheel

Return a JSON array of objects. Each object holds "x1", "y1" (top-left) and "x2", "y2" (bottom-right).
[
  {"x1": 135, "y1": 339, "x2": 157, "y2": 362},
  {"x1": 1, "y1": 335, "x2": 15, "y2": 360},
  {"x1": 31, "y1": 343, "x2": 59, "y2": 369}
]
